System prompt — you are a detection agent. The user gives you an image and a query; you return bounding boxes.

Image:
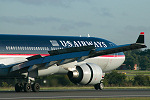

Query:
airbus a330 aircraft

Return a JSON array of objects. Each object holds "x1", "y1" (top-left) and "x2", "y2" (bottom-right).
[{"x1": 0, "y1": 32, "x2": 146, "y2": 92}]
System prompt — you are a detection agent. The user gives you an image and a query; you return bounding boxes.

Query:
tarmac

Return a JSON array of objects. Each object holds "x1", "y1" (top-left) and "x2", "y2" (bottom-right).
[{"x1": 0, "y1": 89, "x2": 150, "y2": 99}]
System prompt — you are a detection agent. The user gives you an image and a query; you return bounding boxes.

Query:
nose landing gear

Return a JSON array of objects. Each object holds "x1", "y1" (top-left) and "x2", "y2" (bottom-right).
[{"x1": 94, "y1": 82, "x2": 104, "y2": 90}]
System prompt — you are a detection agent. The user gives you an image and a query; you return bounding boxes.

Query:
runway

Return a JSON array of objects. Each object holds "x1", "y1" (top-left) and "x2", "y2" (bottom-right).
[{"x1": 0, "y1": 89, "x2": 150, "y2": 99}]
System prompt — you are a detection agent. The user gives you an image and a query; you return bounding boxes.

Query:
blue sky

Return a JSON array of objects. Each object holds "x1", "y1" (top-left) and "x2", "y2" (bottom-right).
[{"x1": 0, "y1": 0, "x2": 149, "y2": 48}]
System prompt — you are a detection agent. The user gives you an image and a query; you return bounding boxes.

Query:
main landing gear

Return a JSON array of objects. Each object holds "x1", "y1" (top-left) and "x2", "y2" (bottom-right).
[
  {"x1": 15, "y1": 82, "x2": 40, "y2": 92},
  {"x1": 15, "y1": 77, "x2": 40, "y2": 92}
]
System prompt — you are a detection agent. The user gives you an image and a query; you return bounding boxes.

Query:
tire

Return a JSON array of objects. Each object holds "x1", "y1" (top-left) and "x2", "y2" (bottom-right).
[
  {"x1": 24, "y1": 83, "x2": 31, "y2": 92},
  {"x1": 94, "y1": 84, "x2": 99, "y2": 90},
  {"x1": 94, "y1": 83, "x2": 104, "y2": 90},
  {"x1": 32, "y1": 83, "x2": 40, "y2": 92},
  {"x1": 99, "y1": 83, "x2": 104, "y2": 90},
  {"x1": 15, "y1": 83, "x2": 21, "y2": 92}
]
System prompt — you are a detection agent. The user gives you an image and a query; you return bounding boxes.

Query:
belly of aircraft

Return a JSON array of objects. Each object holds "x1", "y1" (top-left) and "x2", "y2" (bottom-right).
[
  {"x1": 0, "y1": 56, "x2": 28, "y2": 66},
  {"x1": 84, "y1": 56, "x2": 125, "y2": 72}
]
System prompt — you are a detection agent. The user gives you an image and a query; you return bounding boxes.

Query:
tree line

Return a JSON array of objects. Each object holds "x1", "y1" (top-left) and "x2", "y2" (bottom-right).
[
  {"x1": 124, "y1": 49, "x2": 150, "y2": 70},
  {"x1": 1, "y1": 71, "x2": 150, "y2": 87},
  {"x1": 104, "y1": 71, "x2": 150, "y2": 87}
]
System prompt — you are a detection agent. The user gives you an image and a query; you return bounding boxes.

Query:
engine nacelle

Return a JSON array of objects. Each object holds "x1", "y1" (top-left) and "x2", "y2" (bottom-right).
[{"x1": 67, "y1": 63, "x2": 102, "y2": 85}]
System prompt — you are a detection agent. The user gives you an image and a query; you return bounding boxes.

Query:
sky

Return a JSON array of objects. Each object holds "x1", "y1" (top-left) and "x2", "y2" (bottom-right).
[{"x1": 0, "y1": 0, "x2": 149, "y2": 48}]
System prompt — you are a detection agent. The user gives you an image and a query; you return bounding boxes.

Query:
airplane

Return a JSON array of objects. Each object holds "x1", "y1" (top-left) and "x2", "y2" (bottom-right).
[{"x1": 0, "y1": 32, "x2": 146, "y2": 92}]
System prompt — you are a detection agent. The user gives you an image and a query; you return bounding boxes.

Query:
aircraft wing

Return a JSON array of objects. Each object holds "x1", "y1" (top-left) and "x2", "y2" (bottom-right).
[
  {"x1": 10, "y1": 46, "x2": 95, "y2": 72},
  {"x1": 10, "y1": 32, "x2": 146, "y2": 72}
]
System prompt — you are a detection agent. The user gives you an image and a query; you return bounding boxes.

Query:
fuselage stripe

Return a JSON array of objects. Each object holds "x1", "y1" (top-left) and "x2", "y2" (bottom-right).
[
  {"x1": 0, "y1": 54, "x2": 50, "y2": 56},
  {"x1": 0, "y1": 54, "x2": 125, "y2": 57}
]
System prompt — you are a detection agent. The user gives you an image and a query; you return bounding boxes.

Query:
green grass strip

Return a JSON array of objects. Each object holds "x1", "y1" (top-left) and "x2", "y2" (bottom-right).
[
  {"x1": 35, "y1": 97, "x2": 150, "y2": 100},
  {"x1": 1, "y1": 86, "x2": 150, "y2": 91}
]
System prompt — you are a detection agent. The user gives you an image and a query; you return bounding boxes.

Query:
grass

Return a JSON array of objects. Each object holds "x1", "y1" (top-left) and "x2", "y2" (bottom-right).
[
  {"x1": 117, "y1": 70, "x2": 150, "y2": 76},
  {"x1": 116, "y1": 70, "x2": 150, "y2": 81},
  {"x1": 1, "y1": 86, "x2": 150, "y2": 91},
  {"x1": 33, "y1": 97, "x2": 150, "y2": 100},
  {"x1": 41, "y1": 86, "x2": 150, "y2": 90},
  {"x1": 0, "y1": 87, "x2": 14, "y2": 91}
]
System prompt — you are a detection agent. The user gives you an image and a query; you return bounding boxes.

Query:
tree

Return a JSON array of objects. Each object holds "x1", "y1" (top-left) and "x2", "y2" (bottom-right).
[
  {"x1": 104, "y1": 71, "x2": 126, "y2": 86},
  {"x1": 139, "y1": 56, "x2": 150, "y2": 70},
  {"x1": 133, "y1": 75, "x2": 150, "y2": 86},
  {"x1": 124, "y1": 49, "x2": 150, "y2": 70}
]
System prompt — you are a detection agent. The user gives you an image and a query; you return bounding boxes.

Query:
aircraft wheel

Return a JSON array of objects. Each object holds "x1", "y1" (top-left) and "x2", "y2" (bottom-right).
[
  {"x1": 32, "y1": 83, "x2": 40, "y2": 92},
  {"x1": 94, "y1": 83, "x2": 104, "y2": 90},
  {"x1": 15, "y1": 83, "x2": 21, "y2": 92},
  {"x1": 94, "y1": 84, "x2": 99, "y2": 90},
  {"x1": 15, "y1": 83, "x2": 23, "y2": 92},
  {"x1": 99, "y1": 83, "x2": 104, "y2": 90},
  {"x1": 24, "y1": 83, "x2": 31, "y2": 92}
]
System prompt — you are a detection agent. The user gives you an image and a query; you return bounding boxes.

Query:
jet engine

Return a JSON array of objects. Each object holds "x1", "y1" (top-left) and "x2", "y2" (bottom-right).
[{"x1": 67, "y1": 63, "x2": 102, "y2": 85}]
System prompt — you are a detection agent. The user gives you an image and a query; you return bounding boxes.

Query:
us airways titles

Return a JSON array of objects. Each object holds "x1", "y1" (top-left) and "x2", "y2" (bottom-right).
[
  {"x1": 59, "y1": 40, "x2": 107, "y2": 48},
  {"x1": 6, "y1": 40, "x2": 108, "y2": 51}
]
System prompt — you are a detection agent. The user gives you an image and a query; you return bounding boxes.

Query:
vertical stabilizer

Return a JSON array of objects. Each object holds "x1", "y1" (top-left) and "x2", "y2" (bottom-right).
[{"x1": 136, "y1": 32, "x2": 145, "y2": 44}]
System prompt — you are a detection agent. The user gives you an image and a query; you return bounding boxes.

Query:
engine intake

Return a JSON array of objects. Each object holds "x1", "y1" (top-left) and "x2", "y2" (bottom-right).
[{"x1": 68, "y1": 63, "x2": 102, "y2": 85}]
